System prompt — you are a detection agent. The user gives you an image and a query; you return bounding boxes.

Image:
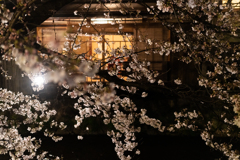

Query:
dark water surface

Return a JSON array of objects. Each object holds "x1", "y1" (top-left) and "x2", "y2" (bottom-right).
[{"x1": 0, "y1": 135, "x2": 224, "y2": 160}]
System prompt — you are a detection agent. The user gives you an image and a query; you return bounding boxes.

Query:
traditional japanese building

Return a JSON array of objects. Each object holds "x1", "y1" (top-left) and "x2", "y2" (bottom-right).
[{"x1": 0, "y1": 0, "x2": 238, "y2": 93}]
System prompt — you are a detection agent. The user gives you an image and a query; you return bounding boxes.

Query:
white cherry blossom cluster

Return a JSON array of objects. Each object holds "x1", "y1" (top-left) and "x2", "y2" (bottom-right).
[
  {"x1": 173, "y1": 110, "x2": 198, "y2": 131},
  {"x1": 67, "y1": 82, "x2": 145, "y2": 159},
  {"x1": 201, "y1": 130, "x2": 239, "y2": 160},
  {"x1": 139, "y1": 109, "x2": 165, "y2": 132},
  {"x1": 0, "y1": 88, "x2": 58, "y2": 159},
  {"x1": 0, "y1": 4, "x2": 13, "y2": 25}
]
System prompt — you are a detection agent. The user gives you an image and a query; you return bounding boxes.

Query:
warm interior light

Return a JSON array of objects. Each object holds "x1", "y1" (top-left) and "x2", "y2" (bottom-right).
[
  {"x1": 91, "y1": 18, "x2": 114, "y2": 24},
  {"x1": 223, "y1": 0, "x2": 240, "y2": 3},
  {"x1": 32, "y1": 75, "x2": 45, "y2": 86},
  {"x1": 222, "y1": 0, "x2": 240, "y2": 8}
]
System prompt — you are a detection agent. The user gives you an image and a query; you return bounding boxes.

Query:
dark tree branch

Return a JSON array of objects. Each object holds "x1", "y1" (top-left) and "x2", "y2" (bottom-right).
[{"x1": 97, "y1": 70, "x2": 175, "y2": 95}]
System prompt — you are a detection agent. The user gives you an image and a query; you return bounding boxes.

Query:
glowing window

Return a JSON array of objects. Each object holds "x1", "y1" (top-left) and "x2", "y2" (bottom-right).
[{"x1": 222, "y1": 0, "x2": 240, "y2": 8}]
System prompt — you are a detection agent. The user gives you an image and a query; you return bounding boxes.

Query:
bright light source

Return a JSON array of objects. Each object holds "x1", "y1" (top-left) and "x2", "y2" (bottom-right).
[
  {"x1": 32, "y1": 75, "x2": 45, "y2": 86},
  {"x1": 91, "y1": 18, "x2": 114, "y2": 24}
]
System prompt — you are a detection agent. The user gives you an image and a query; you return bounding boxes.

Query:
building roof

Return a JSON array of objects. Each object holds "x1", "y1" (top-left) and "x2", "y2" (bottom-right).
[{"x1": 53, "y1": 0, "x2": 156, "y2": 18}]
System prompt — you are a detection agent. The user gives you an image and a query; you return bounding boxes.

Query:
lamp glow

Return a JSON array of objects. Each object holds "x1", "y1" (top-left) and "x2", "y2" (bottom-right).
[
  {"x1": 32, "y1": 75, "x2": 45, "y2": 86},
  {"x1": 91, "y1": 18, "x2": 114, "y2": 24}
]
